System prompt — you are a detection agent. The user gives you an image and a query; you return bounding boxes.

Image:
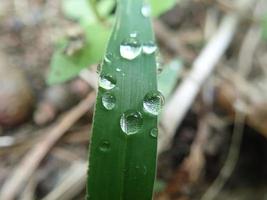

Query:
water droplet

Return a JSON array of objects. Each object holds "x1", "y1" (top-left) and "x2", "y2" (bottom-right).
[
  {"x1": 120, "y1": 37, "x2": 142, "y2": 60},
  {"x1": 157, "y1": 66, "x2": 163, "y2": 74},
  {"x1": 143, "y1": 166, "x2": 147, "y2": 175},
  {"x1": 120, "y1": 111, "x2": 143, "y2": 135},
  {"x1": 142, "y1": 41, "x2": 157, "y2": 55},
  {"x1": 104, "y1": 53, "x2": 113, "y2": 63},
  {"x1": 99, "y1": 74, "x2": 116, "y2": 90},
  {"x1": 141, "y1": 4, "x2": 151, "y2": 17},
  {"x1": 156, "y1": 53, "x2": 163, "y2": 74},
  {"x1": 130, "y1": 31, "x2": 138, "y2": 38},
  {"x1": 102, "y1": 92, "x2": 116, "y2": 110},
  {"x1": 116, "y1": 68, "x2": 121, "y2": 72},
  {"x1": 99, "y1": 140, "x2": 110, "y2": 152},
  {"x1": 150, "y1": 128, "x2": 158, "y2": 138},
  {"x1": 143, "y1": 91, "x2": 165, "y2": 116}
]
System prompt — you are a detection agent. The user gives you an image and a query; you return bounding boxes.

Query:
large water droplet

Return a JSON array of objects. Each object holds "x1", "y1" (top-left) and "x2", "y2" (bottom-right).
[
  {"x1": 150, "y1": 128, "x2": 158, "y2": 138},
  {"x1": 142, "y1": 41, "x2": 157, "y2": 55},
  {"x1": 120, "y1": 37, "x2": 142, "y2": 60},
  {"x1": 99, "y1": 140, "x2": 111, "y2": 152},
  {"x1": 99, "y1": 74, "x2": 116, "y2": 90},
  {"x1": 143, "y1": 91, "x2": 165, "y2": 116},
  {"x1": 141, "y1": 4, "x2": 151, "y2": 17},
  {"x1": 156, "y1": 53, "x2": 163, "y2": 74},
  {"x1": 120, "y1": 111, "x2": 143, "y2": 135},
  {"x1": 102, "y1": 92, "x2": 116, "y2": 110}
]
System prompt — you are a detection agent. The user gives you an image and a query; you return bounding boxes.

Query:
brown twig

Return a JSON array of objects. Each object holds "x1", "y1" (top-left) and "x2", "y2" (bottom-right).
[
  {"x1": 159, "y1": 0, "x2": 254, "y2": 153},
  {"x1": 0, "y1": 92, "x2": 95, "y2": 200}
]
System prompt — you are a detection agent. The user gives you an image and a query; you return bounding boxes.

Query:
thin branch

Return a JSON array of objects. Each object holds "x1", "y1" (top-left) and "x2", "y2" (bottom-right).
[
  {"x1": 0, "y1": 92, "x2": 95, "y2": 200},
  {"x1": 158, "y1": 0, "x2": 254, "y2": 153},
  {"x1": 200, "y1": 100, "x2": 246, "y2": 200}
]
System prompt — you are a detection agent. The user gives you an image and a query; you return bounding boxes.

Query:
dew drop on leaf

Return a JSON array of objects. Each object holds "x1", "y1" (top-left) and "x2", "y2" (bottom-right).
[
  {"x1": 102, "y1": 92, "x2": 116, "y2": 110},
  {"x1": 116, "y1": 68, "x2": 121, "y2": 72},
  {"x1": 143, "y1": 91, "x2": 165, "y2": 116},
  {"x1": 99, "y1": 140, "x2": 111, "y2": 152},
  {"x1": 120, "y1": 37, "x2": 142, "y2": 60},
  {"x1": 141, "y1": 4, "x2": 151, "y2": 17},
  {"x1": 130, "y1": 31, "x2": 138, "y2": 38},
  {"x1": 99, "y1": 74, "x2": 116, "y2": 90},
  {"x1": 150, "y1": 128, "x2": 158, "y2": 138},
  {"x1": 142, "y1": 41, "x2": 157, "y2": 55},
  {"x1": 120, "y1": 111, "x2": 143, "y2": 135},
  {"x1": 104, "y1": 52, "x2": 113, "y2": 63}
]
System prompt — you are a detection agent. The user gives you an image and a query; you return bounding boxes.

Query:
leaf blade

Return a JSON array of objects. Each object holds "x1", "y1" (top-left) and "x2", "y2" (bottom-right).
[{"x1": 87, "y1": 0, "x2": 159, "y2": 199}]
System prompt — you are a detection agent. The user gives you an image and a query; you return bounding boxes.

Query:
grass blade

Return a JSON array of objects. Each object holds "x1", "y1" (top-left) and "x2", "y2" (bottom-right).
[{"x1": 87, "y1": 0, "x2": 161, "y2": 199}]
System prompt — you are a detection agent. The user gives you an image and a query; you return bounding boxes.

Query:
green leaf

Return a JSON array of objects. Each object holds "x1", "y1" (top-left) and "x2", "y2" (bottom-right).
[
  {"x1": 87, "y1": 0, "x2": 160, "y2": 199},
  {"x1": 149, "y1": 0, "x2": 177, "y2": 17},
  {"x1": 153, "y1": 179, "x2": 167, "y2": 193},
  {"x1": 47, "y1": 23, "x2": 110, "y2": 85},
  {"x1": 62, "y1": 0, "x2": 115, "y2": 27},
  {"x1": 62, "y1": 0, "x2": 95, "y2": 27},
  {"x1": 158, "y1": 59, "x2": 182, "y2": 98}
]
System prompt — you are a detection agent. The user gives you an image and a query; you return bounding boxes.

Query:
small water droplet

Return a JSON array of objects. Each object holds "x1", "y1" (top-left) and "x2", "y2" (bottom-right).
[
  {"x1": 116, "y1": 68, "x2": 121, "y2": 72},
  {"x1": 120, "y1": 37, "x2": 142, "y2": 60},
  {"x1": 143, "y1": 91, "x2": 165, "y2": 116},
  {"x1": 130, "y1": 31, "x2": 138, "y2": 38},
  {"x1": 156, "y1": 53, "x2": 163, "y2": 74},
  {"x1": 141, "y1": 4, "x2": 151, "y2": 17},
  {"x1": 99, "y1": 74, "x2": 116, "y2": 90},
  {"x1": 104, "y1": 53, "x2": 113, "y2": 63},
  {"x1": 157, "y1": 66, "x2": 163, "y2": 74},
  {"x1": 142, "y1": 41, "x2": 157, "y2": 55},
  {"x1": 99, "y1": 140, "x2": 110, "y2": 152},
  {"x1": 102, "y1": 92, "x2": 116, "y2": 110},
  {"x1": 143, "y1": 166, "x2": 147, "y2": 175},
  {"x1": 150, "y1": 128, "x2": 158, "y2": 138},
  {"x1": 120, "y1": 111, "x2": 143, "y2": 135}
]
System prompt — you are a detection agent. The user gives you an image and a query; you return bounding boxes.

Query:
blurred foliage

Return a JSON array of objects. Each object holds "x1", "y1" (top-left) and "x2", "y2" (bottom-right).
[
  {"x1": 47, "y1": 0, "x2": 177, "y2": 84},
  {"x1": 158, "y1": 59, "x2": 183, "y2": 98},
  {"x1": 262, "y1": 14, "x2": 267, "y2": 40}
]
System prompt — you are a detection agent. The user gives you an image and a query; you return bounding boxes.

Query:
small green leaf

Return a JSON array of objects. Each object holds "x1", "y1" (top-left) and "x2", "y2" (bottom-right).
[
  {"x1": 158, "y1": 59, "x2": 183, "y2": 98},
  {"x1": 153, "y1": 179, "x2": 167, "y2": 193},
  {"x1": 62, "y1": 0, "x2": 95, "y2": 27},
  {"x1": 47, "y1": 23, "x2": 110, "y2": 85},
  {"x1": 62, "y1": 0, "x2": 115, "y2": 27},
  {"x1": 149, "y1": 0, "x2": 177, "y2": 17}
]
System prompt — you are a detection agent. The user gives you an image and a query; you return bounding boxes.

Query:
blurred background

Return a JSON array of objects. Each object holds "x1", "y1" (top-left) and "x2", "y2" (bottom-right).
[{"x1": 0, "y1": 0, "x2": 267, "y2": 199}]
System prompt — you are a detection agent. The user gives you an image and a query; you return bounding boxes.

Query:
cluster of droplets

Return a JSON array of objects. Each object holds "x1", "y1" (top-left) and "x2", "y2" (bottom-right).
[
  {"x1": 98, "y1": 3, "x2": 162, "y2": 140},
  {"x1": 119, "y1": 91, "x2": 164, "y2": 137},
  {"x1": 120, "y1": 35, "x2": 157, "y2": 60}
]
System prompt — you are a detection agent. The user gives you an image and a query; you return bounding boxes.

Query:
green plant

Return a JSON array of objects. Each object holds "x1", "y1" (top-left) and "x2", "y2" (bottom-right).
[
  {"x1": 47, "y1": 0, "x2": 177, "y2": 85},
  {"x1": 86, "y1": 0, "x2": 164, "y2": 199}
]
